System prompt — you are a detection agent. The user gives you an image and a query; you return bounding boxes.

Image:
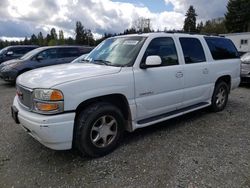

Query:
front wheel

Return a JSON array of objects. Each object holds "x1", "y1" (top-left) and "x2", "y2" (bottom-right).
[
  {"x1": 210, "y1": 81, "x2": 229, "y2": 112},
  {"x1": 74, "y1": 102, "x2": 124, "y2": 157}
]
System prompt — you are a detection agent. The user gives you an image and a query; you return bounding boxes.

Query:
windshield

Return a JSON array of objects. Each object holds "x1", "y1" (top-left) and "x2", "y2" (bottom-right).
[
  {"x1": 241, "y1": 52, "x2": 250, "y2": 64},
  {"x1": 19, "y1": 47, "x2": 44, "y2": 60},
  {"x1": 0, "y1": 47, "x2": 8, "y2": 56},
  {"x1": 85, "y1": 36, "x2": 146, "y2": 67}
]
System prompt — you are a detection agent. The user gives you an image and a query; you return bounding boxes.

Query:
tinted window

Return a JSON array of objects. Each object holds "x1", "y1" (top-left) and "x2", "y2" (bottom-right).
[
  {"x1": 38, "y1": 49, "x2": 58, "y2": 59},
  {"x1": 24, "y1": 47, "x2": 37, "y2": 53},
  {"x1": 10, "y1": 47, "x2": 25, "y2": 55},
  {"x1": 180, "y1": 38, "x2": 206, "y2": 64},
  {"x1": 79, "y1": 47, "x2": 93, "y2": 54},
  {"x1": 205, "y1": 37, "x2": 239, "y2": 60},
  {"x1": 57, "y1": 48, "x2": 79, "y2": 58},
  {"x1": 142, "y1": 37, "x2": 179, "y2": 66},
  {"x1": 10, "y1": 47, "x2": 37, "y2": 56}
]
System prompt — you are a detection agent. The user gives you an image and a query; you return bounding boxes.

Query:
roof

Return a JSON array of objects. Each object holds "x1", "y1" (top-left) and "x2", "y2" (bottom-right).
[
  {"x1": 36, "y1": 45, "x2": 93, "y2": 50},
  {"x1": 111, "y1": 32, "x2": 222, "y2": 39},
  {"x1": 6, "y1": 45, "x2": 39, "y2": 48}
]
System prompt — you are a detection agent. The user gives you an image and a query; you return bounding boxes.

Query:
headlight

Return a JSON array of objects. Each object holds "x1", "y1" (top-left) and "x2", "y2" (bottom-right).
[
  {"x1": 33, "y1": 89, "x2": 64, "y2": 114},
  {"x1": 1, "y1": 66, "x2": 13, "y2": 72}
]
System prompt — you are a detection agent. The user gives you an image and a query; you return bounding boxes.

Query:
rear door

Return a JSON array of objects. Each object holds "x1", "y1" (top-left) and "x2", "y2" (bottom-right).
[
  {"x1": 134, "y1": 37, "x2": 184, "y2": 121},
  {"x1": 178, "y1": 37, "x2": 212, "y2": 107}
]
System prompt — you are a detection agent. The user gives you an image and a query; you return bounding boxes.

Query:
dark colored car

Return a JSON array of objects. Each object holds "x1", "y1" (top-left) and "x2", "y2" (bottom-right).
[
  {"x1": 0, "y1": 45, "x2": 38, "y2": 64},
  {"x1": 241, "y1": 52, "x2": 250, "y2": 83},
  {"x1": 0, "y1": 46, "x2": 93, "y2": 82}
]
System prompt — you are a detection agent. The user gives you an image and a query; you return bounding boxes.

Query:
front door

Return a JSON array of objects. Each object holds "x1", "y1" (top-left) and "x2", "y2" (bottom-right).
[
  {"x1": 134, "y1": 37, "x2": 184, "y2": 121},
  {"x1": 34, "y1": 48, "x2": 59, "y2": 68}
]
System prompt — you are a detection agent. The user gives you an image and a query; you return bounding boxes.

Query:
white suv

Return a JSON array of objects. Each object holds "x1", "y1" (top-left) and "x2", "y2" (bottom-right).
[{"x1": 11, "y1": 33, "x2": 241, "y2": 157}]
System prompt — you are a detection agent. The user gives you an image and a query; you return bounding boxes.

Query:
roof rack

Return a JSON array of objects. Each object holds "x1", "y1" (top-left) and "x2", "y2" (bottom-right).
[{"x1": 163, "y1": 31, "x2": 222, "y2": 37}]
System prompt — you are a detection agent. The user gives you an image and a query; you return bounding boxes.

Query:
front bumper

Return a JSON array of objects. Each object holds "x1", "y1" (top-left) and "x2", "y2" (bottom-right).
[
  {"x1": 0, "y1": 68, "x2": 18, "y2": 82},
  {"x1": 13, "y1": 96, "x2": 76, "y2": 150}
]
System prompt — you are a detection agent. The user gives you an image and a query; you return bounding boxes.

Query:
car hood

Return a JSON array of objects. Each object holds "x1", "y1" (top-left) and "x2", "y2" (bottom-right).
[
  {"x1": 0, "y1": 59, "x2": 23, "y2": 70},
  {"x1": 17, "y1": 63, "x2": 122, "y2": 88}
]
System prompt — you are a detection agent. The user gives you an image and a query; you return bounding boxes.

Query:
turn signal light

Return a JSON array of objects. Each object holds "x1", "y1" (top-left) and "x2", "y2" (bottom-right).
[
  {"x1": 50, "y1": 90, "x2": 63, "y2": 101},
  {"x1": 35, "y1": 102, "x2": 59, "y2": 111}
]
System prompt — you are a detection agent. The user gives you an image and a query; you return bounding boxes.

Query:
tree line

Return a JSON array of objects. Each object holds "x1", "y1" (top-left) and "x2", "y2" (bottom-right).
[
  {"x1": 0, "y1": 18, "x2": 153, "y2": 49},
  {"x1": 183, "y1": 0, "x2": 250, "y2": 34},
  {"x1": 1, "y1": 0, "x2": 249, "y2": 49}
]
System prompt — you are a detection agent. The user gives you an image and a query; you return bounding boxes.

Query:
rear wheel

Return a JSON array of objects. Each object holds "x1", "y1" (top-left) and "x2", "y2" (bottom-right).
[
  {"x1": 211, "y1": 81, "x2": 229, "y2": 112},
  {"x1": 74, "y1": 102, "x2": 124, "y2": 157}
]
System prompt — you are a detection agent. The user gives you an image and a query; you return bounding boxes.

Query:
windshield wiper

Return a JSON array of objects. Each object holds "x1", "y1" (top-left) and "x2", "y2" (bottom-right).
[
  {"x1": 93, "y1": 59, "x2": 112, "y2": 66},
  {"x1": 80, "y1": 59, "x2": 90, "y2": 63}
]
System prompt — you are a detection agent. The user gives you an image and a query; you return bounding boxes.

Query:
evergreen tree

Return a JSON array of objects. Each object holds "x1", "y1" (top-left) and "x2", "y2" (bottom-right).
[
  {"x1": 65, "y1": 37, "x2": 75, "y2": 45},
  {"x1": 225, "y1": 0, "x2": 250, "y2": 32},
  {"x1": 24, "y1": 37, "x2": 29, "y2": 45},
  {"x1": 59, "y1": 30, "x2": 65, "y2": 45},
  {"x1": 37, "y1": 32, "x2": 44, "y2": 46},
  {"x1": 75, "y1": 21, "x2": 85, "y2": 44},
  {"x1": 44, "y1": 34, "x2": 51, "y2": 46},
  {"x1": 30, "y1": 34, "x2": 38, "y2": 45},
  {"x1": 50, "y1": 28, "x2": 58, "y2": 40},
  {"x1": 183, "y1": 5, "x2": 198, "y2": 32},
  {"x1": 201, "y1": 18, "x2": 227, "y2": 34},
  {"x1": 196, "y1": 21, "x2": 204, "y2": 33}
]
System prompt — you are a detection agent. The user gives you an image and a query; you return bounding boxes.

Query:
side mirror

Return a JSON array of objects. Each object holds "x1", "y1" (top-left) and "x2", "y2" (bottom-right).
[
  {"x1": 36, "y1": 55, "x2": 43, "y2": 61},
  {"x1": 6, "y1": 51, "x2": 14, "y2": 56},
  {"x1": 141, "y1": 55, "x2": 162, "y2": 69}
]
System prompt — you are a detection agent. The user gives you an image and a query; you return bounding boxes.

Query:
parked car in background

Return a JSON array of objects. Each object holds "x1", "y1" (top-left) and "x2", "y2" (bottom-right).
[
  {"x1": 71, "y1": 53, "x2": 89, "y2": 63},
  {"x1": 11, "y1": 33, "x2": 240, "y2": 157},
  {"x1": 0, "y1": 46, "x2": 93, "y2": 82},
  {"x1": 240, "y1": 52, "x2": 250, "y2": 83},
  {"x1": 0, "y1": 45, "x2": 38, "y2": 64}
]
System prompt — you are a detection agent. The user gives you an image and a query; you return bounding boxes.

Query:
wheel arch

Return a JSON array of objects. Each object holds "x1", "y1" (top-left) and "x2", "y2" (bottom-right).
[
  {"x1": 74, "y1": 93, "x2": 133, "y2": 132},
  {"x1": 215, "y1": 75, "x2": 231, "y2": 92}
]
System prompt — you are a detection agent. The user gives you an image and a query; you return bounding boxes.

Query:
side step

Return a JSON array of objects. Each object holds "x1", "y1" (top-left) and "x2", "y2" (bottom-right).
[{"x1": 137, "y1": 102, "x2": 209, "y2": 125}]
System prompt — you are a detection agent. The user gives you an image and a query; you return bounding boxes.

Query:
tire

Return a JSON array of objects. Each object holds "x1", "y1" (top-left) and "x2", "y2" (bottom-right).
[
  {"x1": 210, "y1": 81, "x2": 229, "y2": 112},
  {"x1": 74, "y1": 102, "x2": 124, "y2": 157}
]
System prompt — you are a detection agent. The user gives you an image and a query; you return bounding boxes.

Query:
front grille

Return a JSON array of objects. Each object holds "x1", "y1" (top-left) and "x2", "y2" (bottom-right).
[{"x1": 16, "y1": 84, "x2": 33, "y2": 109}]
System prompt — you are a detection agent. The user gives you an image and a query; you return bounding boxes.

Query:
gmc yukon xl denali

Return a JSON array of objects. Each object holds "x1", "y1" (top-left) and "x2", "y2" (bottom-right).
[{"x1": 11, "y1": 33, "x2": 241, "y2": 157}]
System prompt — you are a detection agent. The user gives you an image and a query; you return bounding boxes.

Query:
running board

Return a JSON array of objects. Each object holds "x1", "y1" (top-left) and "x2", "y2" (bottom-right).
[{"x1": 137, "y1": 102, "x2": 209, "y2": 125}]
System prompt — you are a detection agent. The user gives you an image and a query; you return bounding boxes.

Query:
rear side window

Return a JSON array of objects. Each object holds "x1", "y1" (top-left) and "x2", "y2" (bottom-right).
[
  {"x1": 179, "y1": 38, "x2": 206, "y2": 64},
  {"x1": 142, "y1": 37, "x2": 179, "y2": 66},
  {"x1": 10, "y1": 47, "x2": 36, "y2": 55},
  {"x1": 58, "y1": 48, "x2": 79, "y2": 58},
  {"x1": 26, "y1": 47, "x2": 37, "y2": 52},
  {"x1": 205, "y1": 37, "x2": 239, "y2": 60},
  {"x1": 79, "y1": 47, "x2": 93, "y2": 54},
  {"x1": 11, "y1": 47, "x2": 26, "y2": 55}
]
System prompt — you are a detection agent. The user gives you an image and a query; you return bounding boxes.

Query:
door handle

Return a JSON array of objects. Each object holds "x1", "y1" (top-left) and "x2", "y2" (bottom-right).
[
  {"x1": 203, "y1": 68, "x2": 209, "y2": 74},
  {"x1": 176, "y1": 71, "x2": 183, "y2": 78}
]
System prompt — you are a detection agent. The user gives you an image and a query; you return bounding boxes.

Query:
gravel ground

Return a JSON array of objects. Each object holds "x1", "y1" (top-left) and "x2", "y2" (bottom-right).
[{"x1": 0, "y1": 79, "x2": 250, "y2": 188}]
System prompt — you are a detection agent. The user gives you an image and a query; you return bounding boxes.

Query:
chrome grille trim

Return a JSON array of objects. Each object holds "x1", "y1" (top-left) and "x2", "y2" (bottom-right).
[{"x1": 16, "y1": 84, "x2": 33, "y2": 110}]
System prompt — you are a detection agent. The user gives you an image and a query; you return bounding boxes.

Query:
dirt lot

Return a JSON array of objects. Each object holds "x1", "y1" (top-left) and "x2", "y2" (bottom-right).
[{"x1": 0, "y1": 79, "x2": 250, "y2": 188}]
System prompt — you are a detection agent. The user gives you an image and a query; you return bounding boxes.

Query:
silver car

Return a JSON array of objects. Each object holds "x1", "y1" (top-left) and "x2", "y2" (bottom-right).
[{"x1": 241, "y1": 52, "x2": 250, "y2": 83}]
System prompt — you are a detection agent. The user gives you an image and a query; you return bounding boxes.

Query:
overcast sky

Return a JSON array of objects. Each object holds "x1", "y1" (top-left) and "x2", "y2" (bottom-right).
[{"x1": 0, "y1": 0, "x2": 229, "y2": 40}]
